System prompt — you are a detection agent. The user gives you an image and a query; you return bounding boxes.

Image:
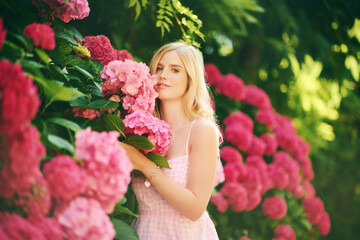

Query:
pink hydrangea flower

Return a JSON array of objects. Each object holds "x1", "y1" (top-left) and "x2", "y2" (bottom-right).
[
  {"x1": 0, "y1": 124, "x2": 45, "y2": 197},
  {"x1": 262, "y1": 196, "x2": 287, "y2": 219},
  {"x1": 223, "y1": 162, "x2": 240, "y2": 182},
  {"x1": 82, "y1": 35, "x2": 116, "y2": 65},
  {"x1": 16, "y1": 176, "x2": 51, "y2": 217},
  {"x1": 204, "y1": 63, "x2": 222, "y2": 86},
  {"x1": 245, "y1": 191, "x2": 261, "y2": 211},
  {"x1": 75, "y1": 128, "x2": 133, "y2": 213},
  {"x1": 302, "y1": 197, "x2": 325, "y2": 225},
  {"x1": 224, "y1": 124, "x2": 253, "y2": 151},
  {"x1": 256, "y1": 108, "x2": 276, "y2": 129},
  {"x1": 216, "y1": 74, "x2": 245, "y2": 100},
  {"x1": 267, "y1": 163, "x2": 289, "y2": 190},
  {"x1": 274, "y1": 224, "x2": 296, "y2": 240},
  {"x1": 56, "y1": 197, "x2": 115, "y2": 240},
  {"x1": 303, "y1": 180, "x2": 316, "y2": 198},
  {"x1": 246, "y1": 156, "x2": 271, "y2": 194},
  {"x1": 101, "y1": 59, "x2": 158, "y2": 113},
  {"x1": 44, "y1": 154, "x2": 86, "y2": 201},
  {"x1": 28, "y1": 215, "x2": 64, "y2": 240},
  {"x1": 260, "y1": 134, "x2": 278, "y2": 155},
  {"x1": 291, "y1": 137, "x2": 311, "y2": 160},
  {"x1": 115, "y1": 49, "x2": 133, "y2": 61},
  {"x1": 0, "y1": 212, "x2": 46, "y2": 240},
  {"x1": 0, "y1": 61, "x2": 40, "y2": 135},
  {"x1": 224, "y1": 111, "x2": 254, "y2": 132},
  {"x1": 221, "y1": 182, "x2": 248, "y2": 212},
  {"x1": 242, "y1": 85, "x2": 272, "y2": 110},
  {"x1": 0, "y1": 18, "x2": 7, "y2": 50},
  {"x1": 210, "y1": 192, "x2": 228, "y2": 213},
  {"x1": 220, "y1": 146, "x2": 243, "y2": 163},
  {"x1": 72, "y1": 108, "x2": 100, "y2": 120},
  {"x1": 43, "y1": 0, "x2": 90, "y2": 23},
  {"x1": 317, "y1": 211, "x2": 331, "y2": 236},
  {"x1": 239, "y1": 237, "x2": 252, "y2": 240},
  {"x1": 123, "y1": 111, "x2": 172, "y2": 156},
  {"x1": 298, "y1": 157, "x2": 314, "y2": 181},
  {"x1": 241, "y1": 165, "x2": 262, "y2": 194},
  {"x1": 247, "y1": 137, "x2": 266, "y2": 156},
  {"x1": 24, "y1": 23, "x2": 55, "y2": 50}
]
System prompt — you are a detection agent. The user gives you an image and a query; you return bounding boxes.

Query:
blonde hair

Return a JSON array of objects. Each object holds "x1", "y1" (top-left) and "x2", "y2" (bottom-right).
[{"x1": 150, "y1": 42, "x2": 216, "y2": 124}]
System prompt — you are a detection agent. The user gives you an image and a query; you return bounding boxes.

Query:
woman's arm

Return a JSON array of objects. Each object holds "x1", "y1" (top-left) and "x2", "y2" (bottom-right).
[{"x1": 122, "y1": 120, "x2": 218, "y2": 221}]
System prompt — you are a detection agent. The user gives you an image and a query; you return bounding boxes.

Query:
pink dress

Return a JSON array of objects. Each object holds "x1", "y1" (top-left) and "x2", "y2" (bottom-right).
[{"x1": 132, "y1": 120, "x2": 225, "y2": 240}]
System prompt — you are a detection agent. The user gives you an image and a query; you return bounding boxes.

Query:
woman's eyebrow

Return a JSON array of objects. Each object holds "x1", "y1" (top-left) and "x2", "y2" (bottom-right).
[{"x1": 158, "y1": 62, "x2": 183, "y2": 68}]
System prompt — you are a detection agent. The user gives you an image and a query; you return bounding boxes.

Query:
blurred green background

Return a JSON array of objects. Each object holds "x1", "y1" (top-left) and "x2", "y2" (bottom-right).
[{"x1": 71, "y1": 0, "x2": 360, "y2": 239}]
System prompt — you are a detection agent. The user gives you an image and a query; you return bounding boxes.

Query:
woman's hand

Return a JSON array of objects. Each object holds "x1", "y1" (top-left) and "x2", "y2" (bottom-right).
[{"x1": 119, "y1": 142, "x2": 150, "y2": 171}]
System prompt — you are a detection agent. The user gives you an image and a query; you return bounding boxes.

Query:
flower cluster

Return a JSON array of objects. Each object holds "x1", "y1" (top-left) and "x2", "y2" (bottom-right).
[
  {"x1": 100, "y1": 59, "x2": 158, "y2": 114},
  {"x1": 206, "y1": 63, "x2": 331, "y2": 237},
  {"x1": 75, "y1": 128, "x2": 133, "y2": 213},
  {"x1": 43, "y1": 0, "x2": 90, "y2": 23},
  {"x1": 24, "y1": 23, "x2": 55, "y2": 50},
  {"x1": 72, "y1": 107, "x2": 100, "y2": 119},
  {"x1": 82, "y1": 35, "x2": 133, "y2": 66},
  {"x1": 123, "y1": 111, "x2": 172, "y2": 156},
  {"x1": 0, "y1": 18, "x2": 6, "y2": 50}
]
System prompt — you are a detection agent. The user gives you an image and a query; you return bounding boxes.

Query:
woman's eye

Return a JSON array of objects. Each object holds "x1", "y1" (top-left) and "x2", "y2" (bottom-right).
[
  {"x1": 172, "y1": 69, "x2": 179, "y2": 73},
  {"x1": 156, "y1": 67, "x2": 162, "y2": 72}
]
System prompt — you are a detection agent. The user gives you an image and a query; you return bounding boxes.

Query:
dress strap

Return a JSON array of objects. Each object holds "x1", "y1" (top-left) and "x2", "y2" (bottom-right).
[{"x1": 185, "y1": 120, "x2": 196, "y2": 156}]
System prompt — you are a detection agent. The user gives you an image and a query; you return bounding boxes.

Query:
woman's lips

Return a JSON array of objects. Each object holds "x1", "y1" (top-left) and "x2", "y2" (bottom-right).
[{"x1": 157, "y1": 83, "x2": 170, "y2": 88}]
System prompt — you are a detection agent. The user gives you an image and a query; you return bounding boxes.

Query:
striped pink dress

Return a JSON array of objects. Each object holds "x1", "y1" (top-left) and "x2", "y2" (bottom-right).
[{"x1": 131, "y1": 121, "x2": 224, "y2": 240}]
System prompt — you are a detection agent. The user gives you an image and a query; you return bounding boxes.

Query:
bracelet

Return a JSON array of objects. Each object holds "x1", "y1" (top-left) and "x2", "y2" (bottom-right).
[{"x1": 144, "y1": 165, "x2": 160, "y2": 188}]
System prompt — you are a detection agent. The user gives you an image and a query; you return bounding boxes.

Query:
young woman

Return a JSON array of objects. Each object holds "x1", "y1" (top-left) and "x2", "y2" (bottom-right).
[{"x1": 122, "y1": 42, "x2": 224, "y2": 239}]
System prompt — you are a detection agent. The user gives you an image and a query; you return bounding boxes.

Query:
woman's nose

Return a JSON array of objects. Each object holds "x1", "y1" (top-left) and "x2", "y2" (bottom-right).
[{"x1": 160, "y1": 68, "x2": 167, "y2": 79}]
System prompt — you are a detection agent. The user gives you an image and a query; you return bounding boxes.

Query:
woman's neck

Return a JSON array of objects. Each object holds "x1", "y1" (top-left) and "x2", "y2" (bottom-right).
[{"x1": 159, "y1": 100, "x2": 190, "y2": 130}]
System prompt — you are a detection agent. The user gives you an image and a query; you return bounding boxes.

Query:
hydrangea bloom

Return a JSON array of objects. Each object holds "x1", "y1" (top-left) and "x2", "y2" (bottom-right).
[
  {"x1": 123, "y1": 111, "x2": 172, "y2": 156},
  {"x1": 224, "y1": 124, "x2": 253, "y2": 151},
  {"x1": 301, "y1": 197, "x2": 325, "y2": 225},
  {"x1": 0, "y1": 18, "x2": 6, "y2": 50},
  {"x1": 101, "y1": 59, "x2": 158, "y2": 113},
  {"x1": 56, "y1": 197, "x2": 115, "y2": 240},
  {"x1": 224, "y1": 111, "x2": 254, "y2": 132},
  {"x1": 246, "y1": 156, "x2": 271, "y2": 194},
  {"x1": 43, "y1": 0, "x2": 90, "y2": 23},
  {"x1": 72, "y1": 107, "x2": 100, "y2": 119},
  {"x1": 220, "y1": 146, "x2": 243, "y2": 163},
  {"x1": 16, "y1": 176, "x2": 51, "y2": 217},
  {"x1": 75, "y1": 128, "x2": 133, "y2": 213},
  {"x1": 204, "y1": 63, "x2": 222, "y2": 86},
  {"x1": 0, "y1": 61, "x2": 40, "y2": 135},
  {"x1": 247, "y1": 137, "x2": 266, "y2": 156},
  {"x1": 28, "y1": 215, "x2": 64, "y2": 240},
  {"x1": 221, "y1": 182, "x2": 248, "y2": 212},
  {"x1": 267, "y1": 163, "x2": 290, "y2": 190},
  {"x1": 242, "y1": 85, "x2": 272, "y2": 110},
  {"x1": 256, "y1": 108, "x2": 276, "y2": 130},
  {"x1": 216, "y1": 74, "x2": 245, "y2": 100},
  {"x1": 245, "y1": 191, "x2": 261, "y2": 211},
  {"x1": 274, "y1": 224, "x2": 296, "y2": 240},
  {"x1": 115, "y1": 49, "x2": 133, "y2": 61},
  {"x1": 239, "y1": 237, "x2": 252, "y2": 240},
  {"x1": 0, "y1": 124, "x2": 45, "y2": 197},
  {"x1": 240, "y1": 165, "x2": 262, "y2": 194},
  {"x1": 317, "y1": 211, "x2": 331, "y2": 236},
  {"x1": 0, "y1": 212, "x2": 46, "y2": 240},
  {"x1": 210, "y1": 192, "x2": 228, "y2": 213},
  {"x1": 262, "y1": 196, "x2": 287, "y2": 219},
  {"x1": 82, "y1": 35, "x2": 116, "y2": 65},
  {"x1": 260, "y1": 134, "x2": 278, "y2": 155},
  {"x1": 44, "y1": 155, "x2": 86, "y2": 201},
  {"x1": 24, "y1": 23, "x2": 55, "y2": 50}
]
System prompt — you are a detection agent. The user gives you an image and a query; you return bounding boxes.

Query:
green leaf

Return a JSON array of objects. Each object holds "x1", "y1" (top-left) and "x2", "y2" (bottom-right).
[
  {"x1": 88, "y1": 99, "x2": 119, "y2": 109},
  {"x1": 103, "y1": 114, "x2": 125, "y2": 137},
  {"x1": 56, "y1": 40, "x2": 72, "y2": 54},
  {"x1": 55, "y1": 31, "x2": 78, "y2": 45},
  {"x1": 69, "y1": 96, "x2": 90, "y2": 107},
  {"x1": 47, "y1": 134, "x2": 74, "y2": 155},
  {"x1": 128, "y1": 0, "x2": 137, "y2": 8},
  {"x1": 47, "y1": 118, "x2": 82, "y2": 132},
  {"x1": 135, "y1": 2, "x2": 141, "y2": 20},
  {"x1": 123, "y1": 135, "x2": 154, "y2": 150},
  {"x1": 1, "y1": 41, "x2": 23, "y2": 62},
  {"x1": 21, "y1": 60, "x2": 46, "y2": 70},
  {"x1": 146, "y1": 152, "x2": 170, "y2": 169},
  {"x1": 111, "y1": 202, "x2": 138, "y2": 218},
  {"x1": 34, "y1": 77, "x2": 85, "y2": 102},
  {"x1": 72, "y1": 65, "x2": 93, "y2": 79},
  {"x1": 34, "y1": 48, "x2": 50, "y2": 65},
  {"x1": 48, "y1": 50, "x2": 67, "y2": 64},
  {"x1": 111, "y1": 218, "x2": 139, "y2": 240}
]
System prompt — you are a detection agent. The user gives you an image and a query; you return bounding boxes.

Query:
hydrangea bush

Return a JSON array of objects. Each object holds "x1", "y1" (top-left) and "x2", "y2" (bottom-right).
[
  {"x1": 0, "y1": 1, "x2": 171, "y2": 239},
  {"x1": 205, "y1": 64, "x2": 331, "y2": 239}
]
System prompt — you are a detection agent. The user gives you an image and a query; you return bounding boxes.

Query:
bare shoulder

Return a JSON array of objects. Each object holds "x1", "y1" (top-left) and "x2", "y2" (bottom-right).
[{"x1": 191, "y1": 119, "x2": 219, "y2": 143}]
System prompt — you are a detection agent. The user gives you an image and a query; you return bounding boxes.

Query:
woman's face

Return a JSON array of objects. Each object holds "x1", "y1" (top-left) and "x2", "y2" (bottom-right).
[{"x1": 155, "y1": 50, "x2": 188, "y2": 101}]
